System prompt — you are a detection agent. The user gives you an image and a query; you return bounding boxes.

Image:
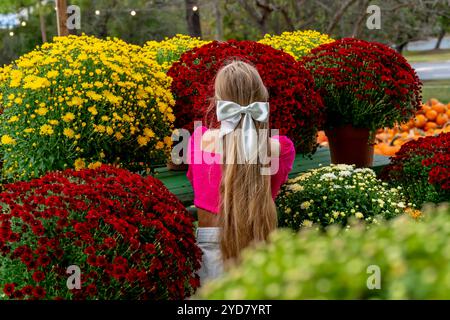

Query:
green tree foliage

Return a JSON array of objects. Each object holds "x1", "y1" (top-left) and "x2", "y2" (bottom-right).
[{"x1": 1, "y1": 0, "x2": 449, "y2": 65}]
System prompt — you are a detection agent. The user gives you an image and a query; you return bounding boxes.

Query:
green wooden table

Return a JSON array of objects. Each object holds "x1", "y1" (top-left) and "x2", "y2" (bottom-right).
[{"x1": 154, "y1": 147, "x2": 390, "y2": 206}]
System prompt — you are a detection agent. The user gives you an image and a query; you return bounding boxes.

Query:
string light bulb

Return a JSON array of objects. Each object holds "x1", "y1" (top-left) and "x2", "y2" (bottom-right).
[
  {"x1": 9, "y1": 31, "x2": 14, "y2": 37},
  {"x1": 192, "y1": 6, "x2": 198, "y2": 11},
  {"x1": 95, "y1": 10, "x2": 100, "y2": 15},
  {"x1": 21, "y1": 21, "x2": 27, "y2": 27},
  {"x1": 130, "y1": 10, "x2": 136, "y2": 16}
]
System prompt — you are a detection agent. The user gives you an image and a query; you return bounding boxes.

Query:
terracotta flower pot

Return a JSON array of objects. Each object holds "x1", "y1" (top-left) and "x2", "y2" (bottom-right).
[{"x1": 325, "y1": 125, "x2": 374, "y2": 167}]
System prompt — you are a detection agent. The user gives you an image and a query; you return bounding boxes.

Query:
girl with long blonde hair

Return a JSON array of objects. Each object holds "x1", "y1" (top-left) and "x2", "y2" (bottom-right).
[{"x1": 187, "y1": 60, "x2": 295, "y2": 283}]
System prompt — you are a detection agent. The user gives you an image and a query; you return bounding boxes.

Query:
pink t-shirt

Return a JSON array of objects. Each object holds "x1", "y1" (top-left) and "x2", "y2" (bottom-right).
[{"x1": 186, "y1": 126, "x2": 296, "y2": 214}]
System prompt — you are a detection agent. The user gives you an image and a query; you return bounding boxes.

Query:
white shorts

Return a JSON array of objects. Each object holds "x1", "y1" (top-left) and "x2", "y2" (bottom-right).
[{"x1": 196, "y1": 227, "x2": 223, "y2": 285}]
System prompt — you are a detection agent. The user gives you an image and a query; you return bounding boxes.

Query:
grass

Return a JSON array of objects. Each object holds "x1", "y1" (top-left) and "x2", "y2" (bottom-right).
[
  {"x1": 404, "y1": 49, "x2": 450, "y2": 63},
  {"x1": 422, "y1": 79, "x2": 450, "y2": 103}
]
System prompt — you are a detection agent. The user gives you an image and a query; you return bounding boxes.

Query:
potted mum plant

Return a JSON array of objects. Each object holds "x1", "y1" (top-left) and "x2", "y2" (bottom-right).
[
  {"x1": 0, "y1": 35, "x2": 175, "y2": 181},
  {"x1": 276, "y1": 164, "x2": 411, "y2": 230},
  {"x1": 381, "y1": 132, "x2": 450, "y2": 206},
  {"x1": 0, "y1": 165, "x2": 201, "y2": 300},
  {"x1": 302, "y1": 38, "x2": 422, "y2": 167}
]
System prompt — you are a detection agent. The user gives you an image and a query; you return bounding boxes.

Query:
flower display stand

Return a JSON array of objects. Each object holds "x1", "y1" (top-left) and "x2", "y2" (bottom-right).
[{"x1": 154, "y1": 147, "x2": 391, "y2": 207}]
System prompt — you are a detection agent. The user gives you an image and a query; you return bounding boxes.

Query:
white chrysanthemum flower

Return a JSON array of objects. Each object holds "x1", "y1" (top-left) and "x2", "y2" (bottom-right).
[
  {"x1": 320, "y1": 173, "x2": 337, "y2": 180},
  {"x1": 300, "y1": 201, "x2": 311, "y2": 210},
  {"x1": 338, "y1": 170, "x2": 352, "y2": 177},
  {"x1": 335, "y1": 164, "x2": 353, "y2": 171},
  {"x1": 302, "y1": 220, "x2": 313, "y2": 227},
  {"x1": 287, "y1": 184, "x2": 304, "y2": 192}
]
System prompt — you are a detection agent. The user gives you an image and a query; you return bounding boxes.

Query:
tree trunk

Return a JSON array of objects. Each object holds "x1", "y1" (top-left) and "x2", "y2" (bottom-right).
[
  {"x1": 238, "y1": 0, "x2": 272, "y2": 37},
  {"x1": 352, "y1": 0, "x2": 370, "y2": 38},
  {"x1": 396, "y1": 41, "x2": 408, "y2": 53},
  {"x1": 37, "y1": 1, "x2": 47, "y2": 43},
  {"x1": 55, "y1": 0, "x2": 69, "y2": 36},
  {"x1": 185, "y1": 0, "x2": 202, "y2": 37},
  {"x1": 213, "y1": 0, "x2": 223, "y2": 40},
  {"x1": 435, "y1": 29, "x2": 446, "y2": 50}
]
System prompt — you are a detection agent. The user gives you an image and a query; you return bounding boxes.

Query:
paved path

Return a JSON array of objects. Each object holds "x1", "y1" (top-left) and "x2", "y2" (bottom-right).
[
  {"x1": 412, "y1": 61, "x2": 450, "y2": 80},
  {"x1": 407, "y1": 37, "x2": 450, "y2": 51}
]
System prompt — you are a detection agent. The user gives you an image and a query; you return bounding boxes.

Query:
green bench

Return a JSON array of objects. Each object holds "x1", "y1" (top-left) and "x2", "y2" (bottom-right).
[{"x1": 154, "y1": 147, "x2": 390, "y2": 207}]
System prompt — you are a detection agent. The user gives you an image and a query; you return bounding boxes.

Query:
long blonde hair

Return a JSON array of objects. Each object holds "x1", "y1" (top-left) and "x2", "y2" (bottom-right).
[{"x1": 213, "y1": 60, "x2": 277, "y2": 261}]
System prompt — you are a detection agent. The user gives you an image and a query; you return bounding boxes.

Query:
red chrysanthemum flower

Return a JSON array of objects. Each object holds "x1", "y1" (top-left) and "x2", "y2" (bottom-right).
[
  {"x1": 33, "y1": 286, "x2": 46, "y2": 299},
  {"x1": 3, "y1": 283, "x2": 15, "y2": 297},
  {"x1": 85, "y1": 284, "x2": 97, "y2": 297},
  {"x1": 21, "y1": 285, "x2": 34, "y2": 296},
  {"x1": 32, "y1": 271, "x2": 45, "y2": 283}
]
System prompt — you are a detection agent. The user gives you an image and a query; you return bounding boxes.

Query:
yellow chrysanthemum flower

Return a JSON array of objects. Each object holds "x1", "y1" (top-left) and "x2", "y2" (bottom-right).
[
  {"x1": 114, "y1": 132, "x2": 123, "y2": 141},
  {"x1": 1, "y1": 134, "x2": 16, "y2": 145},
  {"x1": 39, "y1": 124, "x2": 54, "y2": 135},
  {"x1": 74, "y1": 158, "x2": 85, "y2": 170},
  {"x1": 62, "y1": 112, "x2": 75, "y2": 122},
  {"x1": 36, "y1": 107, "x2": 48, "y2": 116},
  {"x1": 63, "y1": 128, "x2": 75, "y2": 138},
  {"x1": 88, "y1": 161, "x2": 102, "y2": 169},
  {"x1": 137, "y1": 135, "x2": 149, "y2": 146}
]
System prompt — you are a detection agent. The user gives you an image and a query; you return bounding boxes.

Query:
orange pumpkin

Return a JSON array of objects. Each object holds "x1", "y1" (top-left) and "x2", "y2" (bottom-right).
[
  {"x1": 430, "y1": 98, "x2": 439, "y2": 106},
  {"x1": 447, "y1": 109, "x2": 450, "y2": 118},
  {"x1": 421, "y1": 104, "x2": 431, "y2": 114},
  {"x1": 414, "y1": 114, "x2": 427, "y2": 128},
  {"x1": 400, "y1": 123, "x2": 410, "y2": 132},
  {"x1": 432, "y1": 103, "x2": 446, "y2": 114},
  {"x1": 436, "y1": 113, "x2": 449, "y2": 126},
  {"x1": 317, "y1": 131, "x2": 328, "y2": 144},
  {"x1": 424, "y1": 122, "x2": 438, "y2": 131},
  {"x1": 425, "y1": 109, "x2": 438, "y2": 120},
  {"x1": 378, "y1": 144, "x2": 400, "y2": 156}
]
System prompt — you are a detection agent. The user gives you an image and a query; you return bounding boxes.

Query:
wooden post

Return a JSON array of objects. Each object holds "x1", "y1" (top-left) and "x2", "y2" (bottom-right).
[{"x1": 56, "y1": 0, "x2": 69, "y2": 36}]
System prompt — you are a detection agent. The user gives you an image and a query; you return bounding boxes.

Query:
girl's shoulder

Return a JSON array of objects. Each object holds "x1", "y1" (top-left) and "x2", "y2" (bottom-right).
[{"x1": 271, "y1": 135, "x2": 295, "y2": 157}]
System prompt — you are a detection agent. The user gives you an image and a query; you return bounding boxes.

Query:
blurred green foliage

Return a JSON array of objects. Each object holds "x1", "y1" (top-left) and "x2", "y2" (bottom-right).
[{"x1": 197, "y1": 203, "x2": 450, "y2": 299}]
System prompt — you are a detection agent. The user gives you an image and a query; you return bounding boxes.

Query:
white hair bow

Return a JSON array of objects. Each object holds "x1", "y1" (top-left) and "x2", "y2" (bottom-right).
[{"x1": 216, "y1": 100, "x2": 269, "y2": 162}]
